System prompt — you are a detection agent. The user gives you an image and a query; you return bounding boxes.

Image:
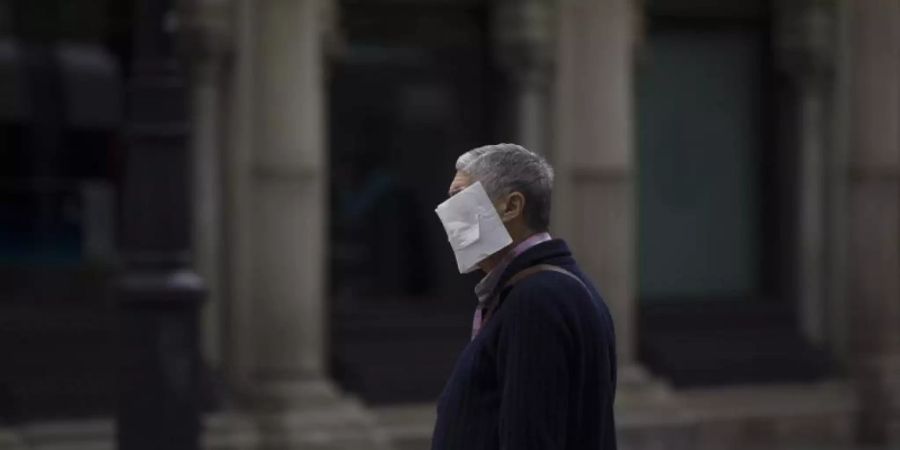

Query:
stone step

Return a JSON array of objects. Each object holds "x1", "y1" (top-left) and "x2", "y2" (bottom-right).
[
  {"x1": 0, "y1": 399, "x2": 394, "y2": 450},
  {"x1": 374, "y1": 380, "x2": 861, "y2": 450}
]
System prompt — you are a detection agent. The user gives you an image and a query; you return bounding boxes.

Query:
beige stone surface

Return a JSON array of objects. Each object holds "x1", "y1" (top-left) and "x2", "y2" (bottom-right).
[
  {"x1": 216, "y1": 1, "x2": 387, "y2": 448},
  {"x1": 846, "y1": 0, "x2": 900, "y2": 443},
  {"x1": 226, "y1": 0, "x2": 330, "y2": 390},
  {"x1": 0, "y1": 381, "x2": 863, "y2": 450},
  {"x1": 0, "y1": 429, "x2": 24, "y2": 450},
  {"x1": 368, "y1": 381, "x2": 859, "y2": 450},
  {"x1": 553, "y1": 0, "x2": 639, "y2": 367},
  {"x1": 554, "y1": 0, "x2": 636, "y2": 169},
  {"x1": 849, "y1": 0, "x2": 900, "y2": 168},
  {"x1": 254, "y1": 0, "x2": 325, "y2": 170},
  {"x1": 372, "y1": 404, "x2": 437, "y2": 450}
]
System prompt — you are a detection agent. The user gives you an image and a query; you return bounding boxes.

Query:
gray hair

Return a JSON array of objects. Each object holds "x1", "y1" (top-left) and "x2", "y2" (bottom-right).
[{"x1": 456, "y1": 143, "x2": 555, "y2": 231}]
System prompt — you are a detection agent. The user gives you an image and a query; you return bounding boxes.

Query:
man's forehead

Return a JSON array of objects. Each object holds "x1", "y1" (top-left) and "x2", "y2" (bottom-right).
[
  {"x1": 448, "y1": 171, "x2": 473, "y2": 195},
  {"x1": 452, "y1": 171, "x2": 472, "y2": 184}
]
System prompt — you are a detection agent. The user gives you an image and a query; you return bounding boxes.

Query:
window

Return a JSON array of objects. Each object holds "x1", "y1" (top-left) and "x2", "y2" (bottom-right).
[{"x1": 0, "y1": 0, "x2": 128, "y2": 421}]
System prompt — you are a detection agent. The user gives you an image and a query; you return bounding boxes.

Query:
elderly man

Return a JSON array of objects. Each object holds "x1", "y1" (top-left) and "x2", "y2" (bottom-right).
[{"x1": 431, "y1": 144, "x2": 617, "y2": 450}]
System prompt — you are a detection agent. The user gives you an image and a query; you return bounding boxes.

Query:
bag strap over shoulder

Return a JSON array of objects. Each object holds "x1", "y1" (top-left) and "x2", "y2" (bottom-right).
[
  {"x1": 502, "y1": 263, "x2": 589, "y2": 294},
  {"x1": 482, "y1": 264, "x2": 591, "y2": 324}
]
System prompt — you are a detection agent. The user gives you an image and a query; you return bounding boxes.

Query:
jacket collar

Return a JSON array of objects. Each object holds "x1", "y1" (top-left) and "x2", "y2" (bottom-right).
[{"x1": 487, "y1": 238, "x2": 576, "y2": 301}]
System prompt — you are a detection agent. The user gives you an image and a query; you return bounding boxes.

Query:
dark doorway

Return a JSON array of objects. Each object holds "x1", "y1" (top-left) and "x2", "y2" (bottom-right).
[
  {"x1": 636, "y1": 0, "x2": 832, "y2": 387},
  {"x1": 328, "y1": 0, "x2": 504, "y2": 404}
]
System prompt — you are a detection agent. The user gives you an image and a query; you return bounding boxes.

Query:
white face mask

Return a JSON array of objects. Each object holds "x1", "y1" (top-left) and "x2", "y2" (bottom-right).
[{"x1": 435, "y1": 181, "x2": 513, "y2": 274}]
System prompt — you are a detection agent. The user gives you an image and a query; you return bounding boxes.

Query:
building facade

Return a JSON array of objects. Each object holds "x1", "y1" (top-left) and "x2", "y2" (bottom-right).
[{"x1": 1, "y1": 0, "x2": 899, "y2": 449}]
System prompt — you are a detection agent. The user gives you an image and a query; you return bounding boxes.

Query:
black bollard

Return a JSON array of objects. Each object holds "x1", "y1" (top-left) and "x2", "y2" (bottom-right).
[{"x1": 117, "y1": 272, "x2": 204, "y2": 450}]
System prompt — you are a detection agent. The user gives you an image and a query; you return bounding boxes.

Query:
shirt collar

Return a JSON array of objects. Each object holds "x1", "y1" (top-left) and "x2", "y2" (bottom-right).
[{"x1": 473, "y1": 232, "x2": 552, "y2": 305}]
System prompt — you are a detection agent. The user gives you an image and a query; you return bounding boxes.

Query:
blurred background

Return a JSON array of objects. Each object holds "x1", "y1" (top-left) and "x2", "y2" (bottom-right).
[{"x1": 0, "y1": 0, "x2": 898, "y2": 449}]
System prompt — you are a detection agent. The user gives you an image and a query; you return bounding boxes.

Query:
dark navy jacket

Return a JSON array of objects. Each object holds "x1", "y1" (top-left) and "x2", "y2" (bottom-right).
[{"x1": 431, "y1": 239, "x2": 617, "y2": 450}]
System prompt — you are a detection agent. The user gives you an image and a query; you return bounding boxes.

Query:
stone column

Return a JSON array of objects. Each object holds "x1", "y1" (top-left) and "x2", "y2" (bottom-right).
[
  {"x1": 492, "y1": 0, "x2": 555, "y2": 154},
  {"x1": 551, "y1": 10, "x2": 690, "y2": 448},
  {"x1": 774, "y1": 1, "x2": 836, "y2": 346},
  {"x1": 188, "y1": 0, "x2": 232, "y2": 371},
  {"x1": 552, "y1": 0, "x2": 645, "y2": 384},
  {"x1": 223, "y1": 1, "x2": 389, "y2": 448},
  {"x1": 846, "y1": 0, "x2": 900, "y2": 443},
  {"x1": 239, "y1": 0, "x2": 331, "y2": 406}
]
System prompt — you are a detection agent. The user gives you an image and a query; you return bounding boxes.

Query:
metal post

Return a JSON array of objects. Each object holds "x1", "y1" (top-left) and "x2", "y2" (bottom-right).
[{"x1": 116, "y1": 0, "x2": 204, "y2": 449}]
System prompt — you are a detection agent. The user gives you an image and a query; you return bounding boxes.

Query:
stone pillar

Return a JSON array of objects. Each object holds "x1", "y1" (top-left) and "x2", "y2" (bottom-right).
[
  {"x1": 492, "y1": 0, "x2": 555, "y2": 154},
  {"x1": 188, "y1": 0, "x2": 232, "y2": 371},
  {"x1": 774, "y1": 0, "x2": 836, "y2": 346},
  {"x1": 551, "y1": 10, "x2": 689, "y2": 448},
  {"x1": 240, "y1": 0, "x2": 330, "y2": 405},
  {"x1": 845, "y1": 0, "x2": 900, "y2": 443},
  {"x1": 223, "y1": 0, "x2": 389, "y2": 448},
  {"x1": 223, "y1": 0, "x2": 255, "y2": 394},
  {"x1": 552, "y1": 0, "x2": 645, "y2": 383}
]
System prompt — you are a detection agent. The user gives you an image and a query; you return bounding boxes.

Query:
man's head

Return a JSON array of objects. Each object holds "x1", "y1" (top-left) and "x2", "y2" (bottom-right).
[{"x1": 448, "y1": 143, "x2": 555, "y2": 241}]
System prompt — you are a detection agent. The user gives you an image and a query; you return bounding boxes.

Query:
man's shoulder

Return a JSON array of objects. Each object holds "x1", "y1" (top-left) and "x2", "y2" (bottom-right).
[
  {"x1": 503, "y1": 265, "x2": 596, "y2": 312},
  {"x1": 511, "y1": 264, "x2": 592, "y2": 293}
]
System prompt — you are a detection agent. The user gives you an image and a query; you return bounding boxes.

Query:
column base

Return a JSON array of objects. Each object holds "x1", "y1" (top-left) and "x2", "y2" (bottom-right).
[
  {"x1": 857, "y1": 353, "x2": 900, "y2": 446},
  {"x1": 0, "y1": 407, "x2": 394, "y2": 450},
  {"x1": 615, "y1": 365, "x2": 859, "y2": 450},
  {"x1": 615, "y1": 363, "x2": 696, "y2": 450},
  {"x1": 2, "y1": 378, "x2": 859, "y2": 450},
  {"x1": 233, "y1": 378, "x2": 393, "y2": 450},
  {"x1": 241, "y1": 378, "x2": 343, "y2": 411},
  {"x1": 0, "y1": 428, "x2": 24, "y2": 450}
]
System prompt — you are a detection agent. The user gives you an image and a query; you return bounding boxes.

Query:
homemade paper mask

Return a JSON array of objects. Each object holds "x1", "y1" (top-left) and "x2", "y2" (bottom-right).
[{"x1": 435, "y1": 181, "x2": 513, "y2": 274}]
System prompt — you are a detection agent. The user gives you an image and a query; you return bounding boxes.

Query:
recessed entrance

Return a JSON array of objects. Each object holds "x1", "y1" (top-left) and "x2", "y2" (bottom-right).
[{"x1": 636, "y1": 0, "x2": 833, "y2": 387}]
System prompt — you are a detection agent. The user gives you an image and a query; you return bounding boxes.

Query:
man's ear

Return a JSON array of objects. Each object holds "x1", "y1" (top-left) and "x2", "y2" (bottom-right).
[{"x1": 500, "y1": 192, "x2": 525, "y2": 223}]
